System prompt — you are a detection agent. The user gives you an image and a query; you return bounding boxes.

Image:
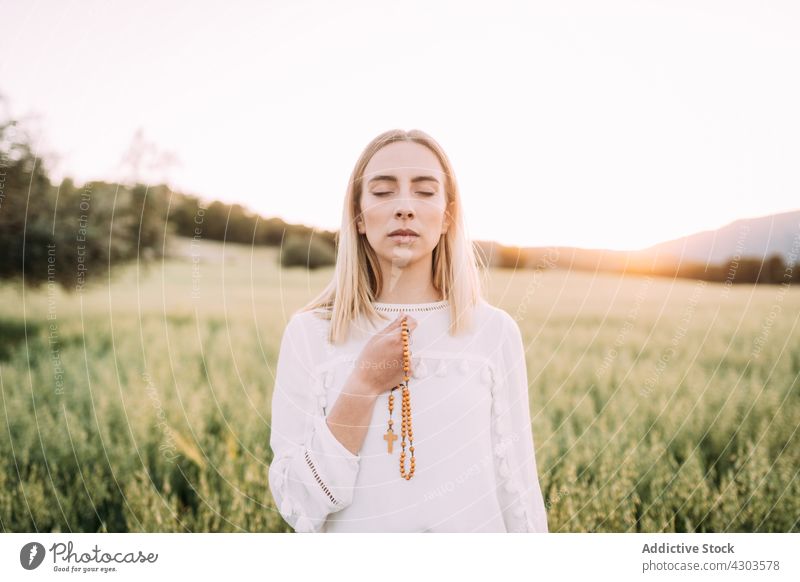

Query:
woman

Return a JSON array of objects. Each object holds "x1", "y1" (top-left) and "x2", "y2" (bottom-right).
[{"x1": 268, "y1": 129, "x2": 548, "y2": 533}]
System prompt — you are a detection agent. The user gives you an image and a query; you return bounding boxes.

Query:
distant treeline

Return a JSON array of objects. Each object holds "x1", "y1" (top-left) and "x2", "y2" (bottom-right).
[
  {"x1": 0, "y1": 113, "x2": 336, "y2": 290},
  {"x1": 167, "y1": 194, "x2": 336, "y2": 248},
  {"x1": 2, "y1": 111, "x2": 796, "y2": 291},
  {"x1": 0, "y1": 119, "x2": 164, "y2": 291},
  {"x1": 481, "y1": 244, "x2": 800, "y2": 285},
  {"x1": 167, "y1": 193, "x2": 338, "y2": 269}
]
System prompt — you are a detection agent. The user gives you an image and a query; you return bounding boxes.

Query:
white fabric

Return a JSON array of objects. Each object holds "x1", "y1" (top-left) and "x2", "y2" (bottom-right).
[{"x1": 267, "y1": 298, "x2": 549, "y2": 533}]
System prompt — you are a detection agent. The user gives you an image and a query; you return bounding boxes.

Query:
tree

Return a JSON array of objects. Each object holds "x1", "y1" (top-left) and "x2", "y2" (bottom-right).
[
  {"x1": 279, "y1": 234, "x2": 336, "y2": 269},
  {"x1": 0, "y1": 107, "x2": 166, "y2": 290}
]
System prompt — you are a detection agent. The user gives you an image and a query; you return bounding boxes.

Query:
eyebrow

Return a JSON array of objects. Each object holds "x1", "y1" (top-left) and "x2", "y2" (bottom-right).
[{"x1": 367, "y1": 175, "x2": 440, "y2": 185}]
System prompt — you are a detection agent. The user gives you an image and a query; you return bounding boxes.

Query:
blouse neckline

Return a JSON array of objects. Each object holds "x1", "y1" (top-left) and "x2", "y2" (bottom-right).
[{"x1": 371, "y1": 299, "x2": 449, "y2": 312}]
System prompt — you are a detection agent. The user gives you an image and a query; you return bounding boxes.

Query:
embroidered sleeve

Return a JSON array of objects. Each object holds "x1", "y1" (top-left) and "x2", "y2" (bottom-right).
[
  {"x1": 490, "y1": 312, "x2": 549, "y2": 533},
  {"x1": 267, "y1": 314, "x2": 361, "y2": 533}
]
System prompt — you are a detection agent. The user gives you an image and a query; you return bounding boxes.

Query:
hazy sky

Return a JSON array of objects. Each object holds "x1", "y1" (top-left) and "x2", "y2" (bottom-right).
[{"x1": 2, "y1": 0, "x2": 799, "y2": 250}]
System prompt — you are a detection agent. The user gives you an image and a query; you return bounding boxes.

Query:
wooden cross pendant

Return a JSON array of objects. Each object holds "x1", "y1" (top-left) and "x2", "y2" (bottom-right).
[{"x1": 383, "y1": 428, "x2": 398, "y2": 454}]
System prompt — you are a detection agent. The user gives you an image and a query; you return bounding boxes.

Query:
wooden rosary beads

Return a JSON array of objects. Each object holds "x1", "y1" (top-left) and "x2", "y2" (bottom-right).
[{"x1": 383, "y1": 316, "x2": 415, "y2": 479}]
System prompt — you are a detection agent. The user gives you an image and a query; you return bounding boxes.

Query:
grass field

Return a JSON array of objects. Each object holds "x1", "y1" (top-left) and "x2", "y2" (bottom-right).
[{"x1": 1, "y1": 237, "x2": 798, "y2": 532}]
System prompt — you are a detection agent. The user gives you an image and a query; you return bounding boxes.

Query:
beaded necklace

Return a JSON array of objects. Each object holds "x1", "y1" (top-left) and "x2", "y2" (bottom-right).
[{"x1": 383, "y1": 316, "x2": 415, "y2": 479}]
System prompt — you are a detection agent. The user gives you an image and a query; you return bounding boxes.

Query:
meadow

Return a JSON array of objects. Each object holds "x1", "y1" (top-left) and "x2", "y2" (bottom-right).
[{"x1": 1, "y1": 238, "x2": 798, "y2": 532}]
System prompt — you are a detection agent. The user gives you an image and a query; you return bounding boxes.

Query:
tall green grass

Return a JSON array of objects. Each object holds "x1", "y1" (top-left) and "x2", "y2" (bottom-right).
[{"x1": 1, "y1": 239, "x2": 797, "y2": 532}]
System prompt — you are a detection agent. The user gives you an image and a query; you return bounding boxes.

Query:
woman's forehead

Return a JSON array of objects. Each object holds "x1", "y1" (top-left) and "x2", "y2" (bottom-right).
[{"x1": 364, "y1": 142, "x2": 444, "y2": 178}]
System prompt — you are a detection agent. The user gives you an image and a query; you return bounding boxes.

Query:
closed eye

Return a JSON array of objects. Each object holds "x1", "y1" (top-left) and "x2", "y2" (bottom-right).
[{"x1": 371, "y1": 191, "x2": 436, "y2": 196}]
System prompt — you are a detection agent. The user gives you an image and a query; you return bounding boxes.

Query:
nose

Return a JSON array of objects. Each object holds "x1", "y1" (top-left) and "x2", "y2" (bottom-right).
[
  {"x1": 390, "y1": 181, "x2": 417, "y2": 219},
  {"x1": 394, "y1": 204, "x2": 414, "y2": 219}
]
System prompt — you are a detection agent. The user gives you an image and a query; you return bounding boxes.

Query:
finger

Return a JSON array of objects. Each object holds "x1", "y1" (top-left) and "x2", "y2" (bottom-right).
[
  {"x1": 378, "y1": 314, "x2": 405, "y2": 335},
  {"x1": 401, "y1": 316, "x2": 417, "y2": 334},
  {"x1": 399, "y1": 316, "x2": 416, "y2": 337},
  {"x1": 396, "y1": 314, "x2": 416, "y2": 328}
]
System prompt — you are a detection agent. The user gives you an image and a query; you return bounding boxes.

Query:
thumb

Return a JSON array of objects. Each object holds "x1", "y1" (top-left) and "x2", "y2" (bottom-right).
[{"x1": 382, "y1": 312, "x2": 406, "y2": 331}]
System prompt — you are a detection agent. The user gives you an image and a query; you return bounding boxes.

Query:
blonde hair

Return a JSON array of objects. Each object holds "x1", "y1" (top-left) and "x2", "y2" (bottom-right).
[{"x1": 299, "y1": 129, "x2": 488, "y2": 344}]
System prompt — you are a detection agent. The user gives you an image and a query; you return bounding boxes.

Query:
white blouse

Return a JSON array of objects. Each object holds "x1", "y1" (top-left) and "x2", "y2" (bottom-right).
[{"x1": 267, "y1": 298, "x2": 549, "y2": 533}]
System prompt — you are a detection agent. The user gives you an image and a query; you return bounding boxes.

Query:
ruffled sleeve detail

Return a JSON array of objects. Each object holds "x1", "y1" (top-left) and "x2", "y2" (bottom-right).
[
  {"x1": 489, "y1": 314, "x2": 549, "y2": 533},
  {"x1": 267, "y1": 314, "x2": 362, "y2": 533}
]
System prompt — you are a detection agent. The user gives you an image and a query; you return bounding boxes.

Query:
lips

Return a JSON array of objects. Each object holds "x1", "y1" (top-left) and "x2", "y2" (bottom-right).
[{"x1": 389, "y1": 229, "x2": 419, "y2": 236}]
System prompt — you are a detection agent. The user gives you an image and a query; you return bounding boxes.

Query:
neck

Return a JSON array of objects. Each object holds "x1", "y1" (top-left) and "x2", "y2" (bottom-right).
[{"x1": 375, "y1": 252, "x2": 442, "y2": 304}]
